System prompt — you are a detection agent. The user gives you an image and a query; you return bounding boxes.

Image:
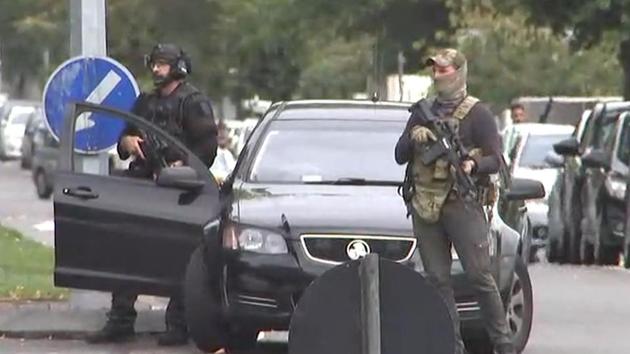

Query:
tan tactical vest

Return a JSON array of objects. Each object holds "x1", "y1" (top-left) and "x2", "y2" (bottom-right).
[{"x1": 411, "y1": 96, "x2": 479, "y2": 223}]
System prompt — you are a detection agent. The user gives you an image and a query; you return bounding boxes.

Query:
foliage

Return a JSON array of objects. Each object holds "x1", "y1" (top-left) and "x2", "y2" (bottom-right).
[{"x1": 439, "y1": 5, "x2": 622, "y2": 105}]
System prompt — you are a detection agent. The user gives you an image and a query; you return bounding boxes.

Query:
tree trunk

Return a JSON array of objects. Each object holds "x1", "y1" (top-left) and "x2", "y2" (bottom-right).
[{"x1": 619, "y1": 39, "x2": 630, "y2": 100}]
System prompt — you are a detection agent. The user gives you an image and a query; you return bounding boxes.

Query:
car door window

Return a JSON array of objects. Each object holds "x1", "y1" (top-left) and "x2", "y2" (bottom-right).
[
  {"x1": 593, "y1": 112, "x2": 620, "y2": 154},
  {"x1": 70, "y1": 111, "x2": 191, "y2": 179},
  {"x1": 617, "y1": 118, "x2": 630, "y2": 164}
]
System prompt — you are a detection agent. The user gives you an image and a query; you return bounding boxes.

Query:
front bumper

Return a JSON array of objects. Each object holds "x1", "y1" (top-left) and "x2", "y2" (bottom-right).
[{"x1": 222, "y1": 245, "x2": 492, "y2": 330}]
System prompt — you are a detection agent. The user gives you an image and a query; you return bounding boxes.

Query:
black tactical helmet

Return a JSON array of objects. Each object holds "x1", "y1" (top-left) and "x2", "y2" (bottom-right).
[{"x1": 144, "y1": 43, "x2": 192, "y2": 78}]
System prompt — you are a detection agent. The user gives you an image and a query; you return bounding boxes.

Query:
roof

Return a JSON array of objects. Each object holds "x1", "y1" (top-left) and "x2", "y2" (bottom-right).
[
  {"x1": 511, "y1": 123, "x2": 575, "y2": 135},
  {"x1": 270, "y1": 99, "x2": 411, "y2": 121}
]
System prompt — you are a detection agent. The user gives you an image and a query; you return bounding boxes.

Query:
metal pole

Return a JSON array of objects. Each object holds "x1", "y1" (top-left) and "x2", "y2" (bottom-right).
[
  {"x1": 70, "y1": 0, "x2": 109, "y2": 175},
  {"x1": 359, "y1": 253, "x2": 381, "y2": 354}
]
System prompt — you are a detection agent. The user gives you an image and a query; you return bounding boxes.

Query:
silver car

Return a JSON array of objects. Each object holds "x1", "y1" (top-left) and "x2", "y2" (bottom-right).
[
  {"x1": 0, "y1": 100, "x2": 41, "y2": 160},
  {"x1": 505, "y1": 123, "x2": 574, "y2": 257}
]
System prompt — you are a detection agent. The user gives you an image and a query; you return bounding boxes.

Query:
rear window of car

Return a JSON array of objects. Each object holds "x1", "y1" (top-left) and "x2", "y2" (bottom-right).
[
  {"x1": 248, "y1": 119, "x2": 406, "y2": 183},
  {"x1": 518, "y1": 134, "x2": 570, "y2": 168}
]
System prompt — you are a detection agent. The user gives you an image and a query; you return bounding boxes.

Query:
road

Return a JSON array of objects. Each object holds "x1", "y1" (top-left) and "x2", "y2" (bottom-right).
[
  {"x1": 1, "y1": 160, "x2": 630, "y2": 353},
  {"x1": 0, "y1": 160, "x2": 53, "y2": 246}
]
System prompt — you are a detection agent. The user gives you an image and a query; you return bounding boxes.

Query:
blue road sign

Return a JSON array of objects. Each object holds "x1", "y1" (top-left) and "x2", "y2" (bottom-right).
[{"x1": 43, "y1": 56, "x2": 140, "y2": 153}]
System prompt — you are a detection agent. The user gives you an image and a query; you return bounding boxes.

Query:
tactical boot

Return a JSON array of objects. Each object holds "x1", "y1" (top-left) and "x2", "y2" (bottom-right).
[
  {"x1": 494, "y1": 342, "x2": 517, "y2": 354},
  {"x1": 157, "y1": 327, "x2": 188, "y2": 346},
  {"x1": 85, "y1": 322, "x2": 134, "y2": 343}
]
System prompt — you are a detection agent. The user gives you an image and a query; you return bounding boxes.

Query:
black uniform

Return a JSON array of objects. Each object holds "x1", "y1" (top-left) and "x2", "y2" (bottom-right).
[{"x1": 107, "y1": 81, "x2": 217, "y2": 335}]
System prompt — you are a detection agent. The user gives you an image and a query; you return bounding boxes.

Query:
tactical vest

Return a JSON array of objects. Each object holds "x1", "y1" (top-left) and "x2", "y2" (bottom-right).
[
  {"x1": 411, "y1": 96, "x2": 479, "y2": 223},
  {"x1": 135, "y1": 83, "x2": 201, "y2": 145}
]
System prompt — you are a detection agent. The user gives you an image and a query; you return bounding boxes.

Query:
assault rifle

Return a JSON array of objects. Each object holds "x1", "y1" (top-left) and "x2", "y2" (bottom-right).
[{"x1": 408, "y1": 99, "x2": 478, "y2": 200}]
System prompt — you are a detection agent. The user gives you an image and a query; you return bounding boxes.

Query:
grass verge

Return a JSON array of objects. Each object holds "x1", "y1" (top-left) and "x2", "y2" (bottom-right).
[{"x1": 0, "y1": 225, "x2": 67, "y2": 301}]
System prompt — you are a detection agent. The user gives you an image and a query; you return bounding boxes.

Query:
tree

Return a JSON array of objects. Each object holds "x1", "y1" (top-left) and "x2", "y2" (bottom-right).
[
  {"x1": 488, "y1": 0, "x2": 630, "y2": 98},
  {"x1": 444, "y1": 4, "x2": 621, "y2": 106}
]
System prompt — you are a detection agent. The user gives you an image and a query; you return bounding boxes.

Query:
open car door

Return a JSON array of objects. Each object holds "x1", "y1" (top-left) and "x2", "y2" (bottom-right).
[{"x1": 54, "y1": 102, "x2": 220, "y2": 296}]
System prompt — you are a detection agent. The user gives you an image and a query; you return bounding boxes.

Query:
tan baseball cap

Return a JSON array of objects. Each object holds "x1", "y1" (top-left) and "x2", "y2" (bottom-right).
[{"x1": 425, "y1": 48, "x2": 467, "y2": 68}]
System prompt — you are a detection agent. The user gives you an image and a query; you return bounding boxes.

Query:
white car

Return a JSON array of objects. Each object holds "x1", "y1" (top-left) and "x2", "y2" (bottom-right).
[
  {"x1": 0, "y1": 100, "x2": 40, "y2": 160},
  {"x1": 505, "y1": 123, "x2": 575, "y2": 255}
]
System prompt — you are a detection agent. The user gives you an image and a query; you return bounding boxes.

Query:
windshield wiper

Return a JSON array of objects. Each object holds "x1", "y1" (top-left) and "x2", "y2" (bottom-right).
[{"x1": 304, "y1": 178, "x2": 401, "y2": 186}]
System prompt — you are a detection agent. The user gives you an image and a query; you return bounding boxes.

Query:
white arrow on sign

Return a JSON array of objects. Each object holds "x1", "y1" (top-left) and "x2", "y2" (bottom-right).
[{"x1": 76, "y1": 70, "x2": 122, "y2": 132}]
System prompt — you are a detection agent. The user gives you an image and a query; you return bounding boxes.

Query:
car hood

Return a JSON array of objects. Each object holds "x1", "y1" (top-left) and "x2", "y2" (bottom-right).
[
  {"x1": 231, "y1": 183, "x2": 413, "y2": 239},
  {"x1": 513, "y1": 167, "x2": 558, "y2": 200}
]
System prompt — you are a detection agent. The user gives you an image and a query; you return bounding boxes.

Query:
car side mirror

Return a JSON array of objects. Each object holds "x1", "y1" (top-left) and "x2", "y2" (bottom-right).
[
  {"x1": 544, "y1": 151, "x2": 564, "y2": 168},
  {"x1": 553, "y1": 137, "x2": 579, "y2": 156},
  {"x1": 581, "y1": 149, "x2": 610, "y2": 170},
  {"x1": 156, "y1": 166, "x2": 205, "y2": 191},
  {"x1": 506, "y1": 178, "x2": 545, "y2": 201}
]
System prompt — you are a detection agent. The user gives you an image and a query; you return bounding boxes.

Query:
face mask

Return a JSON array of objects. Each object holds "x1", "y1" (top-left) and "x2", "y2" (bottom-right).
[{"x1": 433, "y1": 62, "x2": 467, "y2": 101}]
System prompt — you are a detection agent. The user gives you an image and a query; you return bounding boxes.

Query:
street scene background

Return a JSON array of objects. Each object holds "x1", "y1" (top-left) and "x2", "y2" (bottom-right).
[{"x1": 3, "y1": 0, "x2": 630, "y2": 353}]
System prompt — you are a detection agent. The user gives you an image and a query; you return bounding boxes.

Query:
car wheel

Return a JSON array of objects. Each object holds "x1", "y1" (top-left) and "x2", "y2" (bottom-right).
[
  {"x1": 34, "y1": 169, "x2": 52, "y2": 199},
  {"x1": 545, "y1": 238, "x2": 560, "y2": 263},
  {"x1": 227, "y1": 327, "x2": 259, "y2": 352},
  {"x1": 466, "y1": 258, "x2": 533, "y2": 354},
  {"x1": 566, "y1": 193, "x2": 582, "y2": 264},
  {"x1": 579, "y1": 233, "x2": 594, "y2": 265},
  {"x1": 20, "y1": 157, "x2": 30, "y2": 169},
  {"x1": 594, "y1": 208, "x2": 620, "y2": 266},
  {"x1": 184, "y1": 246, "x2": 227, "y2": 353},
  {"x1": 623, "y1": 241, "x2": 630, "y2": 269},
  {"x1": 507, "y1": 258, "x2": 533, "y2": 353}
]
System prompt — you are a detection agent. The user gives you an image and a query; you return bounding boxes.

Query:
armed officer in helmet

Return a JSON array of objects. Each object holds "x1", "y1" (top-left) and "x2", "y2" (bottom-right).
[
  {"x1": 86, "y1": 43, "x2": 218, "y2": 346},
  {"x1": 395, "y1": 49, "x2": 516, "y2": 354}
]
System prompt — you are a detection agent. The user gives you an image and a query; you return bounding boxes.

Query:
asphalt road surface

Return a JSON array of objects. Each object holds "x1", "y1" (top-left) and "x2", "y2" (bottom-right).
[
  {"x1": 0, "y1": 160, "x2": 53, "y2": 246},
  {"x1": 2, "y1": 160, "x2": 630, "y2": 353}
]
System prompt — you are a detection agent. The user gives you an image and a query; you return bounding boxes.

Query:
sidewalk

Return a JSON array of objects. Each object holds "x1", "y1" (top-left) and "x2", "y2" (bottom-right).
[{"x1": 0, "y1": 291, "x2": 168, "y2": 339}]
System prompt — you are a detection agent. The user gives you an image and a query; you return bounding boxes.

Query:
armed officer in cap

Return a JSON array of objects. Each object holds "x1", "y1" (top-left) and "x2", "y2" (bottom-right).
[
  {"x1": 86, "y1": 43, "x2": 218, "y2": 346},
  {"x1": 395, "y1": 49, "x2": 516, "y2": 354}
]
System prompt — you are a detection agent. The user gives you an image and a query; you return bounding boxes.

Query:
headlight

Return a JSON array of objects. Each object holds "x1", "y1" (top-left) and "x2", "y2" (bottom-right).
[
  {"x1": 605, "y1": 177, "x2": 627, "y2": 200},
  {"x1": 223, "y1": 223, "x2": 288, "y2": 254}
]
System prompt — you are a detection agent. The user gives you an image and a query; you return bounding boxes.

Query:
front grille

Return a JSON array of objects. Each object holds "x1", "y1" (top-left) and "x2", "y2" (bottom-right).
[{"x1": 300, "y1": 234, "x2": 416, "y2": 265}]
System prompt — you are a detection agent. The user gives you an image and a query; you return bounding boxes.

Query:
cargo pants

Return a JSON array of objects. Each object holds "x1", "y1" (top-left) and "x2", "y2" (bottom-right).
[{"x1": 412, "y1": 196, "x2": 513, "y2": 354}]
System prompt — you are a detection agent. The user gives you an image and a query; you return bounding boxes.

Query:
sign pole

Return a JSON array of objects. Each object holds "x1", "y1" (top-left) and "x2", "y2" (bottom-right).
[{"x1": 70, "y1": 0, "x2": 109, "y2": 175}]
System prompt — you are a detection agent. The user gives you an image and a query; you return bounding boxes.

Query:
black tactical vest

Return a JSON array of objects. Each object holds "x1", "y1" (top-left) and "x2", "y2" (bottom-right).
[{"x1": 135, "y1": 83, "x2": 200, "y2": 145}]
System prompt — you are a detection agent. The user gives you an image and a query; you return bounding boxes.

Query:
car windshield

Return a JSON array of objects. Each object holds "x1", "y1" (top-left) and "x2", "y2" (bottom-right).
[
  {"x1": 249, "y1": 119, "x2": 406, "y2": 183},
  {"x1": 7, "y1": 106, "x2": 36, "y2": 125},
  {"x1": 518, "y1": 134, "x2": 570, "y2": 168}
]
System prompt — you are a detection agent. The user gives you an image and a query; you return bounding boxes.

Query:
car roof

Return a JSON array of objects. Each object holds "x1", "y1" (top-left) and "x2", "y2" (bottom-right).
[
  {"x1": 511, "y1": 123, "x2": 574, "y2": 135},
  {"x1": 270, "y1": 100, "x2": 411, "y2": 121}
]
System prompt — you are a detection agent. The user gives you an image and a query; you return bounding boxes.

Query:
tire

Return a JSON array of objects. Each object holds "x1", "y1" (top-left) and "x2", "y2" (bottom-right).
[
  {"x1": 20, "y1": 157, "x2": 30, "y2": 169},
  {"x1": 545, "y1": 238, "x2": 560, "y2": 263},
  {"x1": 227, "y1": 328, "x2": 259, "y2": 352},
  {"x1": 566, "y1": 190, "x2": 582, "y2": 264},
  {"x1": 623, "y1": 241, "x2": 630, "y2": 269},
  {"x1": 508, "y1": 258, "x2": 534, "y2": 353},
  {"x1": 594, "y1": 208, "x2": 620, "y2": 266},
  {"x1": 579, "y1": 233, "x2": 594, "y2": 265},
  {"x1": 466, "y1": 258, "x2": 533, "y2": 354},
  {"x1": 34, "y1": 169, "x2": 52, "y2": 199},
  {"x1": 184, "y1": 246, "x2": 228, "y2": 353}
]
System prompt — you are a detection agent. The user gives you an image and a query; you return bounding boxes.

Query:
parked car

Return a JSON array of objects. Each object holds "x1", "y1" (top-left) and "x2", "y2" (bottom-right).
[
  {"x1": 31, "y1": 123, "x2": 130, "y2": 199},
  {"x1": 0, "y1": 100, "x2": 40, "y2": 160},
  {"x1": 576, "y1": 109, "x2": 630, "y2": 265},
  {"x1": 31, "y1": 122, "x2": 59, "y2": 199},
  {"x1": 20, "y1": 108, "x2": 45, "y2": 169},
  {"x1": 52, "y1": 100, "x2": 543, "y2": 354},
  {"x1": 505, "y1": 123, "x2": 574, "y2": 260},
  {"x1": 548, "y1": 102, "x2": 630, "y2": 264}
]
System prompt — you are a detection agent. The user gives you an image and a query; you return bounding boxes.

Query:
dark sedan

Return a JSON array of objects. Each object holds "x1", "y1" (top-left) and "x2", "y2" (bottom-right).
[{"x1": 53, "y1": 100, "x2": 542, "y2": 354}]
